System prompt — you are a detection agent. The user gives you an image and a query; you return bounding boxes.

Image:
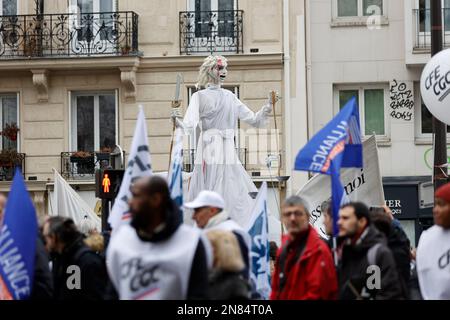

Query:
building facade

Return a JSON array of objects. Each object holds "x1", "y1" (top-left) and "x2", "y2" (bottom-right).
[
  {"x1": 299, "y1": 0, "x2": 446, "y2": 245},
  {"x1": 0, "y1": 0, "x2": 288, "y2": 233}
]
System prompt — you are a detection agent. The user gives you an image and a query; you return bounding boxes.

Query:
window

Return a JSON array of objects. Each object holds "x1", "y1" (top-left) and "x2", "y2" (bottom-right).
[
  {"x1": 336, "y1": 0, "x2": 384, "y2": 17},
  {"x1": 335, "y1": 85, "x2": 388, "y2": 138},
  {"x1": 415, "y1": 82, "x2": 450, "y2": 139},
  {"x1": 418, "y1": 0, "x2": 450, "y2": 33},
  {"x1": 0, "y1": 0, "x2": 17, "y2": 15},
  {"x1": 70, "y1": 0, "x2": 116, "y2": 42},
  {"x1": 189, "y1": 0, "x2": 237, "y2": 38},
  {"x1": 71, "y1": 91, "x2": 117, "y2": 152},
  {"x1": 0, "y1": 94, "x2": 19, "y2": 151}
]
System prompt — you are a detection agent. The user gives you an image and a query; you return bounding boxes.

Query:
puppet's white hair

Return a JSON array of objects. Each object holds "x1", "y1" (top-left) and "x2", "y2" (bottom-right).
[{"x1": 196, "y1": 55, "x2": 228, "y2": 89}]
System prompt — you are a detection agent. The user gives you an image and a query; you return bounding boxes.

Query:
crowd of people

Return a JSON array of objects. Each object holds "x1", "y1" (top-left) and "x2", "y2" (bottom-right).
[{"x1": 1, "y1": 174, "x2": 449, "y2": 301}]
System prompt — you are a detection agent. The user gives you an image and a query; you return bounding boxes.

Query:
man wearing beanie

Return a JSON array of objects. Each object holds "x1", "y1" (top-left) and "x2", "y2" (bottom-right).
[{"x1": 416, "y1": 183, "x2": 450, "y2": 300}]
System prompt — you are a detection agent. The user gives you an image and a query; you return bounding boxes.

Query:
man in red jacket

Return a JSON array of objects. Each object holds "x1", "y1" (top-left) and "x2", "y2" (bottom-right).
[{"x1": 271, "y1": 196, "x2": 338, "y2": 300}]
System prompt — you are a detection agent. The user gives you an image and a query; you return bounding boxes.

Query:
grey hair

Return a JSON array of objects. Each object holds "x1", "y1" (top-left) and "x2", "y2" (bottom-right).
[
  {"x1": 283, "y1": 195, "x2": 310, "y2": 216},
  {"x1": 196, "y1": 55, "x2": 227, "y2": 89}
]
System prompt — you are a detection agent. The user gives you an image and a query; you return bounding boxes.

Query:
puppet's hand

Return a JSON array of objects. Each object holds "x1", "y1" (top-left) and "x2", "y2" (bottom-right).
[
  {"x1": 262, "y1": 103, "x2": 273, "y2": 116},
  {"x1": 171, "y1": 107, "x2": 183, "y2": 120}
]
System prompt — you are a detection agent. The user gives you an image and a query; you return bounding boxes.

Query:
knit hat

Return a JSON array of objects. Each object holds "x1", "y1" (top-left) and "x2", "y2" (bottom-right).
[{"x1": 435, "y1": 183, "x2": 450, "y2": 203}]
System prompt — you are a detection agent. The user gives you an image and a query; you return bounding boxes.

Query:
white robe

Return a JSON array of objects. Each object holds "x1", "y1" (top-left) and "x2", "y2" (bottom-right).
[{"x1": 182, "y1": 85, "x2": 269, "y2": 227}]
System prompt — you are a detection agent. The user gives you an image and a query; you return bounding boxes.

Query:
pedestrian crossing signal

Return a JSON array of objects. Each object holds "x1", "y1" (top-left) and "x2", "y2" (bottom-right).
[{"x1": 96, "y1": 169, "x2": 125, "y2": 200}]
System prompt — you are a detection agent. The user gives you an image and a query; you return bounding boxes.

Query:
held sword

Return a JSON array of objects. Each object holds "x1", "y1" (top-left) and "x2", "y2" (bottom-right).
[{"x1": 168, "y1": 74, "x2": 183, "y2": 173}]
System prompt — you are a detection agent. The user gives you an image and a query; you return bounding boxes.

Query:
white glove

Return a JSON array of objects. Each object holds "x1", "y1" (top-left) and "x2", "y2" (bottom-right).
[
  {"x1": 171, "y1": 107, "x2": 183, "y2": 120},
  {"x1": 262, "y1": 103, "x2": 273, "y2": 116}
]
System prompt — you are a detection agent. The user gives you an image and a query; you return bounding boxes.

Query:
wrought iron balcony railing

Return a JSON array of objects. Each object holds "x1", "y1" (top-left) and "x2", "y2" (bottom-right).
[
  {"x1": 413, "y1": 8, "x2": 450, "y2": 49},
  {"x1": 0, "y1": 11, "x2": 139, "y2": 58},
  {"x1": 61, "y1": 151, "x2": 115, "y2": 180},
  {"x1": 179, "y1": 10, "x2": 243, "y2": 54},
  {"x1": 182, "y1": 148, "x2": 247, "y2": 173},
  {"x1": 0, "y1": 151, "x2": 25, "y2": 181}
]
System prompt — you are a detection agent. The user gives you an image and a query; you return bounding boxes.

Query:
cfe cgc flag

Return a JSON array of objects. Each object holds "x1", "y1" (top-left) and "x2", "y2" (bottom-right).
[
  {"x1": 246, "y1": 182, "x2": 271, "y2": 300},
  {"x1": 0, "y1": 170, "x2": 38, "y2": 300},
  {"x1": 109, "y1": 106, "x2": 153, "y2": 231},
  {"x1": 295, "y1": 97, "x2": 363, "y2": 235}
]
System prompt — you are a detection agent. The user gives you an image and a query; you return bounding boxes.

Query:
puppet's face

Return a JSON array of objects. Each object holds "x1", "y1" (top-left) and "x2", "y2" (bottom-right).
[{"x1": 209, "y1": 57, "x2": 228, "y2": 84}]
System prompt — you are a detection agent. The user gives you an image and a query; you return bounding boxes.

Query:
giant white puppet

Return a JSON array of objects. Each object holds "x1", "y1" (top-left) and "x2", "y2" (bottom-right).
[{"x1": 172, "y1": 55, "x2": 278, "y2": 227}]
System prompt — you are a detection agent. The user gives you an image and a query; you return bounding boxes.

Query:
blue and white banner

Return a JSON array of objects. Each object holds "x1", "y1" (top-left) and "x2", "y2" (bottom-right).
[
  {"x1": 295, "y1": 97, "x2": 363, "y2": 235},
  {"x1": 109, "y1": 106, "x2": 153, "y2": 230},
  {"x1": 246, "y1": 182, "x2": 271, "y2": 300},
  {"x1": 168, "y1": 129, "x2": 184, "y2": 217},
  {"x1": 0, "y1": 170, "x2": 38, "y2": 300},
  {"x1": 297, "y1": 136, "x2": 385, "y2": 238}
]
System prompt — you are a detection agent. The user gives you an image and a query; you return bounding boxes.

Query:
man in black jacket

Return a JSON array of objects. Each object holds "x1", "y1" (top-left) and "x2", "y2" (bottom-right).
[
  {"x1": 337, "y1": 202, "x2": 403, "y2": 300},
  {"x1": 369, "y1": 206, "x2": 411, "y2": 299},
  {"x1": 43, "y1": 217, "x2": 107, "y2": 300}
]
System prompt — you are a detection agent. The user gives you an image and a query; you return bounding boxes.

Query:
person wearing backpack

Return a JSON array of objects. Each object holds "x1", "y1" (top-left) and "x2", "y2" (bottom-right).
[
  {"x1": 337, "y1": 202, "x2": 403, "y2": 300},
  {"x1": 369, "y1": 206, "x2": 411, "y2": 299}
]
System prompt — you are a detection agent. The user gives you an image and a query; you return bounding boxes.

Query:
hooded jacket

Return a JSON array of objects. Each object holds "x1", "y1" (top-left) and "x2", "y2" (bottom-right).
[
  {"x1": 338, "y1": 226, "x2": 403, "y2": 300},
  {"x1": 51, "y1": 235, "x2": 107, "y2": 300}
]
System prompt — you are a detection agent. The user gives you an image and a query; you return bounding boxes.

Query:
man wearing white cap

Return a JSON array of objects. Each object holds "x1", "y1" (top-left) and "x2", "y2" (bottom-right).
[{"x1": 184, "y1": 190, "x2": 251, "y2": 279}]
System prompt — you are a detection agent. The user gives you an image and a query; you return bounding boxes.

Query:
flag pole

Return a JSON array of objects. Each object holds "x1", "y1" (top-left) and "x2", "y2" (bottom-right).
[
  {"x1": 270, "y1": 91, "x2": 284, "y2": 233},
  {"x1": 333, "y1": 237, "x2": 338, "y2": 267}
]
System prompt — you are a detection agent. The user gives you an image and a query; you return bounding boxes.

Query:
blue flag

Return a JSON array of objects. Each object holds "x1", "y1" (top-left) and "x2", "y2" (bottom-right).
[
  {"x1": 295, "y1": 97, "x2": 363, "y2": 236},
  {"x1": 246, "y1": 182, "x2": 271, "y2": 299},
  {"x1": 0, "y1": 170, "x2": 38, "y2": 300}
]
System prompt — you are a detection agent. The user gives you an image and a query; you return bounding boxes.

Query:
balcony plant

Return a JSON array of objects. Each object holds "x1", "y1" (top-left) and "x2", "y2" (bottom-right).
[
  {"x1": 96, "y1": 146, "x2": 113, "y2": 162},
  {"x1": 0, "y1": 149, "x2": 24, "y2": 167},
  {"x1": 121, "y1": 44, "x2": 131, "y2": 55},
  {"x1": 0, "y1": 123, "x2": 20, "y2": 142},
  {"x1": 70, "y1": 151, "x2": 95, "y2": 174}
]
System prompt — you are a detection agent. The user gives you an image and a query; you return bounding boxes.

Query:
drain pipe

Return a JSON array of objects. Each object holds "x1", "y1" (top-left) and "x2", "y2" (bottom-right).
[{"x1": 283, "y1": 0, "x2": 293, "y2": 196}]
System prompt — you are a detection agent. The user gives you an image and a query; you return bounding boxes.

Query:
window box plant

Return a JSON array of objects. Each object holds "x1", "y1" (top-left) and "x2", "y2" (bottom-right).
[
  {"x1": 96, "y1": 147, "x2": 113, "y2": 162},
  {"x1": 0, "y1": 123, "x2": 20, "y2": 142},
  {"x1": 70, "y1": 151, "x2": 95, "y2": 174}
]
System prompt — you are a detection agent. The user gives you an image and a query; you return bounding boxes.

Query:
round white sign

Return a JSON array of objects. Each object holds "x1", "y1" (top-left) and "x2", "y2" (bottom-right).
[{"x1": 420, "y1": 48, "x2": 450, "y2": 125}]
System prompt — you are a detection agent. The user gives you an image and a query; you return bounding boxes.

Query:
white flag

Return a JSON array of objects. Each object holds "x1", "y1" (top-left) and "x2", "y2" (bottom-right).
[
  {"x1": 168, "y1": 128, "x2": 183, "y2": 209},
  {"x1": 52, "y1": 169, "x2": 101, "y2": 231},
  {"x1": 246, "y1": 182, "x2": 271, "y2": 300},
  {"x1": 297, "y1": 135, "x2": 385, "y2": 238},
  {"x1": 108, "y1": 106, "x2": 152, "y2": 230}
]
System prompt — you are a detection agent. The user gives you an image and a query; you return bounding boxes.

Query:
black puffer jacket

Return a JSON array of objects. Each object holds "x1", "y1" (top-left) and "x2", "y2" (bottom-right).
[
  {"x1": 51, "y1": 235, "x2": 107, "y2": 300},
  {"x1": 208, "y1": 270, "x2": 250, "y2": 300},
  {"x1": 338, "y1": 226, "x2": 403, "y2": 300},
  {"x1": 386, "y1": 223, "x2": 411, "y2": 299}
]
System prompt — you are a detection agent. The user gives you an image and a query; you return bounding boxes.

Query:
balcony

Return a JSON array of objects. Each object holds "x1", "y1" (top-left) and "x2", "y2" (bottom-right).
[
  {"x1": 0, "y1": 151, "x2": 25, "y2": 181},
  {"x1": 0, "y1": 11, "x2": 139, "y2": 59},
  {"x1": 61, "y1": 151, "x2": 114, "y2": 180},
  {"x1": 179, "y1": 10, "x2": 243, "y2": 55},
  {"x1": 413, "y1": 8, "x2": 450, "y2": 50},
  {"x1": 182, "y1": 148, "x2": 247, "y2": 173}
]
